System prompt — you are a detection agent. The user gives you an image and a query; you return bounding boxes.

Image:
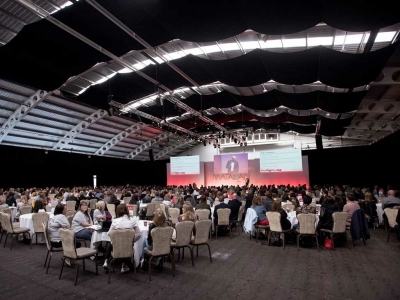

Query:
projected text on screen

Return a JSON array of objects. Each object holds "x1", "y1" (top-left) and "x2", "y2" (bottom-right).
[
  {"x1": 260, "y1": 148, "x2": 302, "y2": 172},
  {"x1": 170, "y1": 155, "x2": 200, "y2": 175}
]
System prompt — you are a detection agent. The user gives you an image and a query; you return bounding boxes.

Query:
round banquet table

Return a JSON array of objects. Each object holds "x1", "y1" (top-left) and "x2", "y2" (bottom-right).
[
  {"x1": 90, "y1": 218, "x2": 148, "y2": 267},
  {"x1": 19, "y1": 212, "x2": 52, "y2": 241}
]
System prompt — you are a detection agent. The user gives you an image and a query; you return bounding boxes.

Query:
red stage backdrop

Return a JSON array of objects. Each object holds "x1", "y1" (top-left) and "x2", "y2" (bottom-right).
[{"x1": 167, "y1": 157, "x2": 309, "y2": 187}]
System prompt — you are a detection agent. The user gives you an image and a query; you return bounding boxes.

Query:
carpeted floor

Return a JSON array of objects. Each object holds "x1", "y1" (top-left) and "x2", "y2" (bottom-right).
[{"x1": 0, "y1": 227, "x2": 399, "y2": 300}]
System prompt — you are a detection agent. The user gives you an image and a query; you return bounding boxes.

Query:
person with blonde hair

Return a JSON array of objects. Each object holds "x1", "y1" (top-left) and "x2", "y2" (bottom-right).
[
  {"x1": 93, "y1": 201, "x2": 106, "y2": 225},
  {"x1": 178, "y1": 203, "x2": 196, "y2": 222}
]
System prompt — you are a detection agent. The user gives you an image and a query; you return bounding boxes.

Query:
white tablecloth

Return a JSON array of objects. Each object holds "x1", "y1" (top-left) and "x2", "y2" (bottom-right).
[
  {"x1": 19, "y1": 212, "x2": 52, "y2": 239},
  {"x1": 90, "y1": 219, "x2": 148, "y2": 267},
  {"x1": 376, "y1": 203, "x2": 383, "y2": 224}
]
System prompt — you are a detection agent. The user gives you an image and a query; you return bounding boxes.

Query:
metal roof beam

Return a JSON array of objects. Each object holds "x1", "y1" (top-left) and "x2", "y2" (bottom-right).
[
  {"x1": 0, "y1": 24, "x2": 18, "y2": 36},
  {"x1": 125, "y1": 131, "x2": 173, "y2": 159},
  {"x1": 52, "y1": 109, "x2": 107, "y2": 150},
  {"x1": 154, "y1": 140, "x2": 194, "y2": 160},
  {"x1": 94, "y1": 123, "x2": 147, "y2": 155},
  {"x1": 0, "y1": 89, "x2": 51, "y2": 143}
]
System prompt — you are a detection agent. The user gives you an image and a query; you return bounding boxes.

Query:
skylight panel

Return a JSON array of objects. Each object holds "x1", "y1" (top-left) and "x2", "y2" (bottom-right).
[
  {"x1": 219, "y1": 43, "x2": 240, "y2": 51},
  {"x1": 60, "y1": 1, "x2": 73, "y2": 9},
  {"x1": 261, "y1": 39, "x2": 282, "y2": 49},
  {"x1": 375, "y1": 31, "x2": 396, "y2": 42},
  {"x1": 282, "y1": 38, "x2": 306, "y2": 48},
  {"x1": 344, "y1": 34, "x2": 364, "y2": 45},
  {"x1": 241, "y1": 41, "x2": 259, "y2": 50},
  {"x1": 184, "y1": 48, "x2": 203, "y2": 56},
  {"x1": 117, "y1": 67, "x2": 133, "y2": 73},
  {"x1": 201, "y1": 45, "x2": 221, "y2": 54},
  {"x1": 307, "y1": 37, "x2": 333, "y2": 46}
]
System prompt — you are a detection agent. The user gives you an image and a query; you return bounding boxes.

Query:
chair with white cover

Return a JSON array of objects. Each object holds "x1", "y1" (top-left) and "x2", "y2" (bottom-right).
[
  {"x1": 190, "y1": 220, "x2": 212, "y2": 263},
  {"x1": 160, "y1": 203, "x2": 168, "y2": 219},
  {"x1": 266, "y1": 211, "x2": 292, "y2": 250},
  {"x1": 216, "y1": 208, "x2": 231, "y2": 239},
  {"x1": 384, "y1": 208, "x2": 399, "y2": 243},
  {"x1": 67, "y1": 215, "x2": 73, "y2": 227},
  {"x1": 66, "y1": 201, "x2": 76, "y2": 212},
  {"x1": 58, "y1": 228, "x2": 98, "y2": 285},
  {"x1": 42, "y1": 222, "x2": 63, "y2": 274},
  {"x1": 168, "y1": 208, "x2": 180, "y2": 225},
  {"x1": 146, "y1": 203, "x2": 156, "y2": 220},
  {"x1": 171, "y1": 221, "x2": 194, "y2": 266},
  {"x1": 1, "y1": 212, "x2": 30, "y2": 250},
  {"x1": 144, "y1": 226, "x2": 175, "y2": 281},
  {"x1": 31, "y1": 212, "x2": 50, "y2": 248},
  {"x1": 320, "y1": 212, "x2": 350, "y2": 250},
  {"x1": 296, "y1": 214, "x2": 319, "y2": 251},
  {"x1": 153, "y1": 201, "x2": 162, "y2": 212},
  {"x1": 107, "y1": 204, "x2": 116, "y2": 219},
  {"x1": 107, "y1": 229, "x2": 136, "y2": 283}
]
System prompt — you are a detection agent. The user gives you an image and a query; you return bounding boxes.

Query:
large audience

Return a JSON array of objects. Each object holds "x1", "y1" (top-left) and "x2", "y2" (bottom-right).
[{"x1": 1, "y1": 183, "x2": 400, "y2": 272}]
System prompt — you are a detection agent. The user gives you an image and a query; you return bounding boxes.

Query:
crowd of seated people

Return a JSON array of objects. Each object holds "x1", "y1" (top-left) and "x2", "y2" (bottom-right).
[{"x1": 1, "y1": 183, "x2": 399, "y2": 251}]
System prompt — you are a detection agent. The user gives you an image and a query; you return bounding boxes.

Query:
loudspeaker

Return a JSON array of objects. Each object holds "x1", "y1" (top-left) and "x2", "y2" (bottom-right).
[
  {"x1": 149, "y1": 149, "x2": 154, "y2": 162},
  {"x1": 315, "y1": 134, "x2": 323, "y2": 151},
  {"x1": 156, "y1": 96, "x2": 163, "y2": 106}
]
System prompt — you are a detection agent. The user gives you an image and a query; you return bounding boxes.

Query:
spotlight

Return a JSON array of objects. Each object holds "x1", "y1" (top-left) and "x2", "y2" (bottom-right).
[
  {"x1": 88, "y1": 155, "x2": 91, "y2": 158},
  {"x1": 326, "y1": 112, "x2": 330, "y2": 117},
  {"x1": 45, "y1": 150, "x2": 48, "y2": 154}
]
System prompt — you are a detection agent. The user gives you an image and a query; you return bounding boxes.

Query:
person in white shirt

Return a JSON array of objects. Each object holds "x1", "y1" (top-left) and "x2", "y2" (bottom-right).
[
  {"x1": 93, "y1": 201, "x2": 106, "y2": 225},
  {"x1": 162, "y1": 194, "x2": 173, "y2": 208},
  {"x1": 103, "y1": 204, "x2": 141, "y2": 273}
]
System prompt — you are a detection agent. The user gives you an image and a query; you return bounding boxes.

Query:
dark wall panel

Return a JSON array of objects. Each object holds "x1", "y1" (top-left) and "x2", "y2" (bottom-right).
[{"x1": 0, "y1": 146, "x2": 167, "y2": 188}]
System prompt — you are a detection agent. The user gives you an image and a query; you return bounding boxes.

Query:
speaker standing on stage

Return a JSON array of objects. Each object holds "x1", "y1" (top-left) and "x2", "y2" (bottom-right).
[
  {"x1": 245, "y1": 176, "x2": 249, "y2": 186},
  {"x1": 226, "y1": 155, "x2": 239, "y2": 173}
]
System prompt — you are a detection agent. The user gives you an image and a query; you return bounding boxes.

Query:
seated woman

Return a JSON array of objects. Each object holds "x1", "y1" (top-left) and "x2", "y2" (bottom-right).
[
  {"x1": 32, "y1": 200, "x2": 44, "y2": 213},
  {"x1": 270, "y1": 199, "x2": 291, "y2": 230},
  {"x1": 296, "y1": 196, "x2": 316, "y2": 215},
  {"x1": 48, "y1": 204, "x2": 81, "y2": 266},
  {"x1": 93, "y1": 201, "x2": 106, "y2": 225},
  {"x1": 178, "y1": 204, "x2": 196, "y2": 222},
  {"x1": 141, "y1": 209, "x2": 175, "y2": 269},
  {"x1": 316, "y1": 196, "x2": 340, "y2": 239},
  {"x1": 364, "y1": 192, "x2": 376, "y2": 203},
  {"x1": 103, "y1": 204, "x2": 141, "y2": 273},
  {"x1": 252, "y1": 196, "x2": 269, "y2": 225},
  {"x1": 71, "y1": 202, "x2": 93, "y2": 241}
]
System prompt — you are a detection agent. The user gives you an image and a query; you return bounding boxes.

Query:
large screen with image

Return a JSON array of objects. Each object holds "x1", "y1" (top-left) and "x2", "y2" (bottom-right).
[
  {"x1": 170, "y1": 155, "x2": 200, "y2": 175},
  {"x1": 260, "y1": 148, "x2": 302, "y2": 172},
  {"x1": 214, "y1": 153, "x2": 248, "y2": 174}
]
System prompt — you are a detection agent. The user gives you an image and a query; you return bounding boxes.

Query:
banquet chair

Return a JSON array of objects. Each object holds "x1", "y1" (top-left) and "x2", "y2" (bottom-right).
[
  {"x1": 20, "y1": 205, "x2": 32, "y2": 216},
  {"x1": 190, "y1": 220, "x2": 212, "y2": 263},
  {"x1": 168, "y1": 208, "x2": 180, "y2": 225},
  {"x1": 107, "y1": 229, "x2": 136, "y2": 284},
  {"x1": 144, "y1": 226, "x2": 175, "y2": 281},
  {"x1": 80, "y1": 200, "x2": 89, "y2": 206},
  {"x1": 115, "y1": 193, "x2": 122, "y2": 200},
  {"x1": 230, "y1": 205, "x2": 245, "y2": 235},
  {"x1": 296, "y1": 214, "x2": 319, "y2": 251},
  {"x1": 320, "y1": 212, "x2": 351, "y2": 250},
  {"x1": 66, "y1": 210, "x2": 76, "y2": 217},
  {"x1": 31, "y1": 212, "x2": 50, "y2": 248},
  {"x1": 195, "y1": 209, "x2": 210, "y2": 220},
  {"x1": 216, "y1": 208, "x2": 232, "y2": 239},
  {"x1": 266, "y1": 211, "x2": 293, "y2": 250},
  {"x1": 67, "y1": 215, "x2": 73, "y2": 227},
  {"x1": 1, "y1": 212, "x2": 31, "y2": 250},
  {"x1": 384, "y1": 208, "x2": 399, "y2": 243},
  {"x1": 107, "y1": 204, "x2": 116, "y2": 219},
  {"x1": 59, "y1": 228, "x2": 98, "y2": 286},
  {"x1": 89, "y1": 199, "x2": 97, "y2": 210},
  {"x1": 160, "y1": 203, "x2": 168, "y2": 218},
  {"x1": 66, "y1": 201, "x2": 76, "y2": 212},
  {"x1": 171, "y1": 221, "x2": 194, "y2": 266},
  {"x1": 42, "y1": 222, "x2": 63, "y2": 274},
  {"x1": 146, "y1": 203, "x2": 156, "y2": 220},
  {"x1": 154, "y1": 201, "x2": 162, "y2": 212},
  {"x1": 123, "y1": 197, "x2": 132, "y2": 204}
]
